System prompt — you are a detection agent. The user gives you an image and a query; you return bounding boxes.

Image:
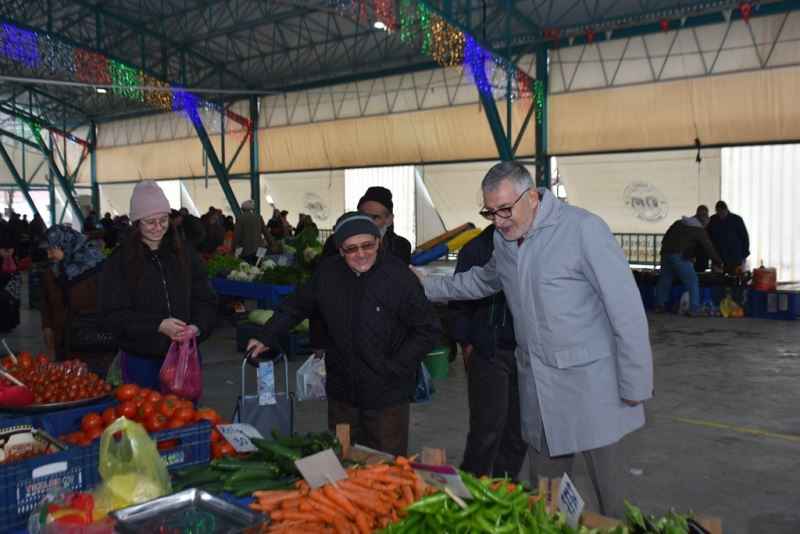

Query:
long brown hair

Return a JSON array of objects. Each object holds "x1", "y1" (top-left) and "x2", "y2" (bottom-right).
[{"x1": 123, "y1": 222, "x2": 188, "y2": 290}]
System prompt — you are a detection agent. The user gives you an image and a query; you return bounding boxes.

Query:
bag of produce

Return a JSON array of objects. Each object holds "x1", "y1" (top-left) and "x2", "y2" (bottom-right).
[
  {"x1": 93, "y1": 417, "x2": 171, "y2": 514},
  {"x1": 295, "y1": 354, "x2": 326, "y2": 401},
  {"x1": 159, "y1": 330, "x2": 202, "y2": 400}
]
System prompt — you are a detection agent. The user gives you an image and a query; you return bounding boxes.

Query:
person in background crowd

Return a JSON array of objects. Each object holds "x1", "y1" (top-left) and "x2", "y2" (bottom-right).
[
  {"x1": 302, "y1": 214, "x2": 318, "y2": 235},
  {"x1": 295, "y1": 213, "x2": 306, "y2": 235},
  {"x1": 267, "y1": 208, "x2": 285, "y2": 240},
  {"x1": 223, "y1": 215, "x2": 235, "y2": 232},
  {"x1": 233, "y1": 199, "x2": 276, "y2": 264},
  {"x1": 0, "y1": 232, "x2": 21, "y2": 333},
  {"x1": 414, "y1": 162, "x2": 653, "y2": 519},
  {"x1": 83, "y1": 211, "x2": 97, "y2": 233},
  {"x1": 20, "y1": 215, "x2": 29, "y2": 235},
  {"x1": 99, "y1": 180, "x2": 217, "y2": 390},
  {"x1": 100, "y1": 212, "x2": 114, "y2": 230},
  {"x1": 29, "y1": 213, "x2": 48, "y2": 247},
  {"x1": 449, "y1": 223, "x2": 527, "y2": 479},
  {"x1": 707, "y1": 201, "x2": 750, "y2": 275},
  {"x1": 280, "y1": 210, "x2": 293, "y2": 237},
  {"x1": 7, "y1": 212, "x2": 22, "y2": 252},
  {"x1": 655, "y1": 211, "x2": 723, "y2": 317},
  {"x1": 171, "y1": 207, "x2": 206, "y2": 249},
  {"x1": 247, "y1": 212, "x2": 440, "y2": 456},
  {"x1": 38, "y1": 225, "x2": 114, "y2": 376},
  {"x1": 692, "y1": 205, "x2": 711, "y2": 273},
  {"x1": 197, "y1": 209, "x2": 226, "y2": 255}
]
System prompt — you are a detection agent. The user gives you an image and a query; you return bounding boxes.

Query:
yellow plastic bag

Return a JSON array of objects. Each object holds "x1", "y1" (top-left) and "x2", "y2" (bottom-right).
[
  {"x1": 93, "y1": 417, "x2": 171, "y2": 514},
  {"x1": 719, "y1": 296, "x2": 744, "y2": 318}
]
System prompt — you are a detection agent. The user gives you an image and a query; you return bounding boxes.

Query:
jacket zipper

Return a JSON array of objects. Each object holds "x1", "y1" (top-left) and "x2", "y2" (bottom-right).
[{"x1": 154, "y1": 255, "x2": 172, "y2": 317}]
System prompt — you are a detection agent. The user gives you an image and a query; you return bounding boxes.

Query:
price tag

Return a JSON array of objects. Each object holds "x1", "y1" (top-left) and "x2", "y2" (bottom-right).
[
  {"x1": 410, "y1": 463, "x2": 472, "y2": 499},
  {"x1": 217, "y1": 424, "x2": 264, "y2": 453},
  {"x1": 234, "y1": 246, "x2": 243, "y2": 257},
  {"x1": 255, "y1": 247, "x2": 267, "y2": 258},
  {"x1": 295, "y1": 449, "x2": 347, "y2": 489},
  {"x1": 277, "y1": 255, "x2": 291, "y2": 266},
  {"x1": 257, "y1": 361, "x2": 276, "y2": 406},
  {"x1": 557, "y1": 473, "x2": 585, "y2": 530}
]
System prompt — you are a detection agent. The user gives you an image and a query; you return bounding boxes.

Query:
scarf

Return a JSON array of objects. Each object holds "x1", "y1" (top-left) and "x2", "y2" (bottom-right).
[{"x1": 39, "y1": 225, "x2": 105, "y2": 281}]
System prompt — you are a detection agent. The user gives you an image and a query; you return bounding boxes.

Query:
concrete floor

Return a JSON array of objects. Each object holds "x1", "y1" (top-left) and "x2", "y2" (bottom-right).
[{"x1": 4, "y1": 279, "x2": 799, "y2": 534}]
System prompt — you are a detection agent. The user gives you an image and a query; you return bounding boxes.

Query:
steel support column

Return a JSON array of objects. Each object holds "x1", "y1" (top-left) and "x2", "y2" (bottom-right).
[
  {"x1": 249, "y1": 96, "x2": 260, "y2": 215},
  {"x1": 535, "y1": 45, "x2": 550, "y2": 189},
  {"x1": 33, "y1": 135, "x2": 85, "y2": 227},
  {"x1": 0, "y1": 143, "x2": 41, "y2": 219},
  {"x1": 89, "y1": 121, "x2": 99, "y2": 215},
  {"x1": 188, "y1": 113, "x2": 241, "y2": 219},
  {"x1": 478, "y1": 91, "x2": 514, "y2": 161}
]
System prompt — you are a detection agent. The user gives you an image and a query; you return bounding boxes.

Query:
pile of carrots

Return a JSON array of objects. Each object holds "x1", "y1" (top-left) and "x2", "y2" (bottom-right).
[{"x1": 251, "y1": 456, "x2": 428, "y2": 533}]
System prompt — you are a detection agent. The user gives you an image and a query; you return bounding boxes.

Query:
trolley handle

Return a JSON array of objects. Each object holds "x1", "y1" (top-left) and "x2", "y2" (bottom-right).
[{"x1": 244, "y1": 344, "x2": 284, "y2": 368}]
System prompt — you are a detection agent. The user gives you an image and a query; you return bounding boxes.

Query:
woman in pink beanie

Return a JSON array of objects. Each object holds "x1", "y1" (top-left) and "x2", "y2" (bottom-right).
[{"x1": 98, "y1": 180, "x2": 218, "y2": 390}]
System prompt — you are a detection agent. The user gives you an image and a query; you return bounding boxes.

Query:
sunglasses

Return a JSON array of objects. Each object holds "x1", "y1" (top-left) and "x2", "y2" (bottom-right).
[
  {"x1": 479, "y1": 188, "x2": 531, "y2": 221},
  {"x1": 341, "y1": 240, "x2": 378, "y2": 255}
]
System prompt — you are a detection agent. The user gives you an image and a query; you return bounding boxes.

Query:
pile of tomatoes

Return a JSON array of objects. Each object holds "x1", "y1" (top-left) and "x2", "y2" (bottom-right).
[
  {"x1": 1, "y1": 352, "x2": 113, "y2": 405},
  {"x1": 60, "y1": 383, "x2": 223, "y2": 448}
]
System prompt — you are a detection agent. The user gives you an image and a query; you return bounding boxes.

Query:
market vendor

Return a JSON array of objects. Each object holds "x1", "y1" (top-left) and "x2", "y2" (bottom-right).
[
  {"x1": 247, "y1": 211, "x2": 440, "y2": 456},
  {"x1": 99, "y1": 180, "x2": 217, "y2": 390},
  {"x1": 413, "y1": 162, "x2": 653, "y2": 519}
]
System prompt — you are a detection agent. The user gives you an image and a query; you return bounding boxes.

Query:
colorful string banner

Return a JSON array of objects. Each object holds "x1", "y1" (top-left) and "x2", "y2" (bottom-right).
[{"x1": 0, "y1": 22, "x2": 252, "y2": 137}]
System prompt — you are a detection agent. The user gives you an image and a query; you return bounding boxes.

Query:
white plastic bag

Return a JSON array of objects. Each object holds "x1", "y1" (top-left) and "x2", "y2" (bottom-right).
[
  {"x1": 296, "y1": 355, "x2": 326, "y2": 401},
  {"x1": 679, "y1": 291, "x2": 690, "y2": 315}
]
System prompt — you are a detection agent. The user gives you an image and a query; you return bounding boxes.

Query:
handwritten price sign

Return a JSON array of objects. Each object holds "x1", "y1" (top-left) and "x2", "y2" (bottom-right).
[{"x1": 217, "y1": 424, "x2": 264, "y2": 453}]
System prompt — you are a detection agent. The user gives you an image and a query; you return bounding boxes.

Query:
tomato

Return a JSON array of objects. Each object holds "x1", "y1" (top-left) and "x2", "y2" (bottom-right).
[
  {"x1": 157, "y1": 439, "x2": 179, "y2": 450},
  {"x1": 85, "y1": 426, "x2": 104, "y2": 441},
  {"x1": 136, "y1": 401, "x2": 157, "y2": 421},
  {"x1": 115, "y1": 384, "x2": 140, "y2": 402},
  {"x1": 173, "y1": 406, "x2": 195, "y2": 423},
  {"x1": 102, "y1": 407, "x2": 117, "y2": 427},
  {"x1": 145, "y1": 412, "x2": 168, "y2": 432},
  {"x1": 166, "y1": 418, "x2": 184, "y2": 429},
  {"x1": 131, "y1": 394, "x2": 146, "y2": 407},
  {"x1": 145, "y1": 390, "x2": 162, "y2": 404},
  {"x1": 115, "y1": 401, "x2": 137, "y2": 419},
  {"x1": 194, "y1": 407, "x2": 220, "y2": 426},
  {"x1": 210, "y1": 427, "x2": 222, "y2": 443},
  {"x1": 160, "y1": 364, "x2": 177, "y2": 387},
  {"x1": 211, "y1": 441, "x2": 223, "y2": 459},
  {"x1": 35, "y1": 354, "x2": 50, "y2": 367},
  {"x1": 159, "y1": 399, "x2": 177, "y2": 419},
  {"x1": 80, "y1": 413, "x2": 103, "y2": 433},
  {"x1": 219, "y1": 442, "x2": 236, "y2": 457},
  {"x1": 17, "y1": 352, "x2": 34, "y2": 369}
]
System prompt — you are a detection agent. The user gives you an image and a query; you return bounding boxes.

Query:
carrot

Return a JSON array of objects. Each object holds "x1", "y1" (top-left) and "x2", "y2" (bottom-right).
[
  {"x1": 401, "y1": 484, "x2": 414, "y2": 504},
  {"x1": 269, "y1": 510, "x2": 320, "y2": 522},
  {"x1": 323, "y1": 485, "x2": 358, "y2": 519},
  {"x1": 353, "y1": 511, "x2": 371, "y2": 534},
  {"x1": 413, "y1": 475, "x2": 425, "y2": 500}
]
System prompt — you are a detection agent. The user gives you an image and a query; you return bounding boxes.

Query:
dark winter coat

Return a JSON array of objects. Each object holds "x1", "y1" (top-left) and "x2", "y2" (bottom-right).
[
  {"x1": 448, "y1": 225, "x2": 516, "y2": 360},
  {"x1": 707, "y1": 212, "x2": 750, "y2": 265},
  {"x1": 99, "y1": 238, "x2": 217, "y2": 359},
  {"x1": 660, "y1": 217, "x2": 722, "y2": 266},
  {"x1": 254, "y1": 251, "x2": 440, "y2": 409}
]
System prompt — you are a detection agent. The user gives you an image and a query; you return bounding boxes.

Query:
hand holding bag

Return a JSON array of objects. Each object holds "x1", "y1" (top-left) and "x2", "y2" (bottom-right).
[{"x1": 159, "y1": 329, "x2": 202, "y2": 400}]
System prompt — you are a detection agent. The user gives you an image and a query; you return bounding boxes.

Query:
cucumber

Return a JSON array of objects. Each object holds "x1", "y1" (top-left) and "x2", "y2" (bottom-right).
[
  {"x1": 271, "y1": 428, "x2": 318, "y2": 449},
  {"x1": 174, "y1": 467, "x2": 224, "y2": 488},
  {"x1": 251, "y1": 438, "x2": 301, "y2": 461},
  {"x1": 225, "y1": 466, "x2": 281, "y2": 484},
  {"x1": 173, "y1": 465, "x2": 207, "y2": 478},
  {"x1": 197, "y1": 480, "x2": 225, "y2": 494}
]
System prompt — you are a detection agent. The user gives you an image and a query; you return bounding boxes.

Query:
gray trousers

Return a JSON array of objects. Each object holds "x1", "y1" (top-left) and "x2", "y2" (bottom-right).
[{"x1": 525, "y1": 430, "x2": 630, "y2": 520}]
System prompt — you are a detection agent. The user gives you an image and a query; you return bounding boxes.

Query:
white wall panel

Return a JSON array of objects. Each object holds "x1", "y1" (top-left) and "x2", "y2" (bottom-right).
[{"x1": 263, "y1": 170, "x2": 345, "y2": 229}]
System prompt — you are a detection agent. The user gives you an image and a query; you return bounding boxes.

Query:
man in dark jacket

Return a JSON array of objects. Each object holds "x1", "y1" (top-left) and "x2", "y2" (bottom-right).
[
  {"x1": 171, "y1": 208, "x2": 207, "y2": 249},
  {"x1": 449, "y1": 225, "x2": 526, "y2": 478},
  {"x1": 248, "y1": 212, "x2": 440, "y2": 456},
  {"x1": 707, "y1": 201, "x2": 750, "y2": 275},
  {"x1": 655, "y1": 212, "x2": 723, "y2": 316},
  {"x1": 313, "y1": 187, "x2": 412, "y2": 356}
]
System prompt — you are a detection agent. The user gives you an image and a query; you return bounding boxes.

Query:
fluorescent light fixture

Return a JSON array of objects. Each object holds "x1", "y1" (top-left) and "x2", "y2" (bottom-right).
[
  {"x1": 96, "y1": 87, "x2": 107, "y2": 94},
  {"x1": 373, "y1": 20, "x2": 387, "y2": 30},
  {"x1": 266, "y1": 195, "x2": 274, "y2": 204}
]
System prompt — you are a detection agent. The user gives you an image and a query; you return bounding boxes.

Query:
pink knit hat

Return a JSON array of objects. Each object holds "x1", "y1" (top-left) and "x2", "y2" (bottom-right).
[{"x1": 129, "y1": 180, "x2": 171, "y2": 222}]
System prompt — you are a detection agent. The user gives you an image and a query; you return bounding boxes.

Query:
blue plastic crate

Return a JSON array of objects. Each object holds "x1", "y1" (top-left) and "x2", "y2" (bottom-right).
[
  {"x1": 0, "y1": 417, "x2": 87, "y2": 532},
  {"x1": 38, "y1": 398, "x2": 118, "y2": 437},
  {"x1": 79, "y1": 420, "x2": 212, "y2": 488},
  {"x1": 750, "y1": 290, "x2": 800, "y2": 320},
  {"x1": 667, "y1": 286, "x2": 713, "y2": 309},
  {"x1": 257, "y1": 284, "x2": 297, "y2": 309},
  {"x1": 637, "y1": 282, "x2": 655, "y2": 310}
]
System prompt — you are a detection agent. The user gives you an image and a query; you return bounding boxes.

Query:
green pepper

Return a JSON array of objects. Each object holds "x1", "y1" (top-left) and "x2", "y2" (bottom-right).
[{"x1": 404, "y1": 492, "x2": 449, "y2": 513}]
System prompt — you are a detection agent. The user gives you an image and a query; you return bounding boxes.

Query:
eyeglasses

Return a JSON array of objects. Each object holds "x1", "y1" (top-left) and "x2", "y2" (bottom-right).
[
  {"x1": 139, "y1": 216, "x2": 170, "y2": 229},
  {"x1": 479, "y1": 188, "x2": 531, "y2": 221},
  {"x1": 341, "y1": 240, "x2": 378, "y2": 255}
]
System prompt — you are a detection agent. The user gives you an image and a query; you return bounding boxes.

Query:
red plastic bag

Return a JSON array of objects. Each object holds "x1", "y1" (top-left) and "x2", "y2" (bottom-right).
[
  {"x1": 1, "y1": 255, "x2": 16, "y2": 274},
  {"x1": 159, "y1": 330, "x2": 202, "y2": 400}
]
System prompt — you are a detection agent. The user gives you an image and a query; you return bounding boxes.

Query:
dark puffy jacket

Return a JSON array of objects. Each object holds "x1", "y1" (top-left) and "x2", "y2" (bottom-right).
[
  {"x1": 707, "y1": 213, "x2": 749, "y2": 265},
  {"x1": 448, "y1": 225, "x2": 516, "y2": 360},
  {"x1": 99, "y1": 238, "x2": 218, "y2": 359},
  {"x1": 254, "y1": 251, "x2": 440, "y2": 409},
  {"x1": 660, "y1": 217, "x2": 722, "y2": 266}
]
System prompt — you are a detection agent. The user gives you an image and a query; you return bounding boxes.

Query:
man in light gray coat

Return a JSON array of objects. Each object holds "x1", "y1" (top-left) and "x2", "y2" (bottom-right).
[{"x1": 415, "y1": 162, "x2": 653, "y2": 519}]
